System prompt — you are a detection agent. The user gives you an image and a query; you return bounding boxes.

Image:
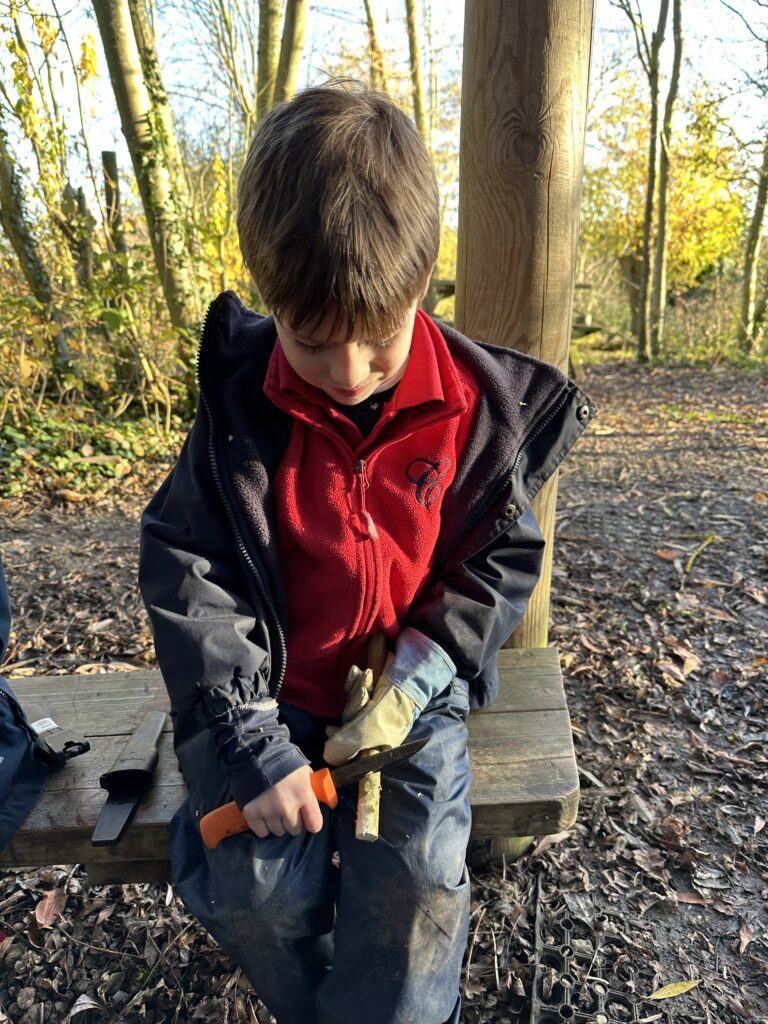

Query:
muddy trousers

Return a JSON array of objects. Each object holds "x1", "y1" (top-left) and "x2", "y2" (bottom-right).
[{"x1": 170, "y1": 679, "x2": 472, "y2": 1024}]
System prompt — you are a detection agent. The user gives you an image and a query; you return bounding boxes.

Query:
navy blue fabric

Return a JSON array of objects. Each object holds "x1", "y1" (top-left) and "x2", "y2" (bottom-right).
[
  {"x1": 169, "y1": 679, "x2": 472, "y2": 1024},
  {"x1": 0, "y1": 562, "x2": 51, "y2": 852},
  {"x1": 0, "y1": 678, "x2": 50, "y2": 851}
]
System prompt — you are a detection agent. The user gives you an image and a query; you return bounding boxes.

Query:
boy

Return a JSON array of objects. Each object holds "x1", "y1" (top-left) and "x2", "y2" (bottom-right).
[{"x1": 140, "y1": 85, "x2": 593, "y2": 1024}]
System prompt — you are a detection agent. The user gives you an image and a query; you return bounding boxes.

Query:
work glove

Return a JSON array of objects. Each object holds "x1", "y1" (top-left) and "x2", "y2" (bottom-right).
[
  {"x1": 323, "y1": 663, "x2": 416, "y2": 767},
  {"x1": 323, "y1": 628, "x2": 457, "y2": 767}
]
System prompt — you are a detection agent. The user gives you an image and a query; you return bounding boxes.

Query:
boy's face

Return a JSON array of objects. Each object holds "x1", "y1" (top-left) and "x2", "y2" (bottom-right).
[{"x1": 273, "y1": 302, "x2": 418, "y2": 406}]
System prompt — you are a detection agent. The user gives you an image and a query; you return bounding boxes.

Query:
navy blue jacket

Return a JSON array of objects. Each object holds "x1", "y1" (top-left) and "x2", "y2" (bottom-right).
[
  {"x1": 140, "y1": 291, "x2": 594, "y2": 814},
  {"x1": 0, "y1": 561, "x2": 52, "y2": 849}
]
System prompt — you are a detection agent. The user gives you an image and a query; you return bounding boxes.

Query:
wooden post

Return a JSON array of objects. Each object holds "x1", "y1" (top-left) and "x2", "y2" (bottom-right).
[{"x1": 455, "y1": 0, "x2": 595, "y2": 651}]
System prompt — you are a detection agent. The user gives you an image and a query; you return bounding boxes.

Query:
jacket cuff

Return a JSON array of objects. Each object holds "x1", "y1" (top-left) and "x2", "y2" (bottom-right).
[
  {"x1": 209, "y1": 702, "x2": 310, "y2": 808},
  {"x1": 386, "y1": 627, "x2": 457, "y2": 712}
]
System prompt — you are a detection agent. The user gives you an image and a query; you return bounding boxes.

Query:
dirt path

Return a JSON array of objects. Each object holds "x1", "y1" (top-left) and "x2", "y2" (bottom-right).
[{"x1": 1, "y1": 363, "x2": 766, "y2": 1023}]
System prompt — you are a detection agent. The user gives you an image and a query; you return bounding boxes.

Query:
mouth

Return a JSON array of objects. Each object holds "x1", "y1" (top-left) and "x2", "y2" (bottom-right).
[{"x1": 332, "y1": 385, "x2": 369, "y2": 398}]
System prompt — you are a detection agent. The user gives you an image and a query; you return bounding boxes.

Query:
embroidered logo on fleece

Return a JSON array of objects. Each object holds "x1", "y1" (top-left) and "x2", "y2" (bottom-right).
[{"x1": 407, "y1": 458, "x2": 452, "y2": 508}]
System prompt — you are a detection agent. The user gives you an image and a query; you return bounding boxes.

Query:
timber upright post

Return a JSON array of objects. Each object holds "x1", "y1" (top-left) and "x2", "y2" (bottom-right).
[
  {"x1": 455, "y1": 0, "x2": 595, "y2": 650},
  {"x1": 455, "y1": 0, "x2": 595, "y2": 864}
]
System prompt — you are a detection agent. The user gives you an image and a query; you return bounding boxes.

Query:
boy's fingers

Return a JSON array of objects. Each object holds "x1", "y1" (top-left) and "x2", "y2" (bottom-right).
[
  {"x1": 300, "y1": 800, "x2": 324, "y2": 834},
  {"x1": 265, "y1": 814, "x2": 285, "y2": 837},
  {"x1": 247, "y1": 815, "x2": 270, "y2": 839},
  {"x1": 282, "y1": 806, "x2": 303, "y2": 836}
]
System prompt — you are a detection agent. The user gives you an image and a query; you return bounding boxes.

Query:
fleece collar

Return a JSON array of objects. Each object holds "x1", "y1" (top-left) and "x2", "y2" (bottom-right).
[{"x1": 263, "y1": 309, "x2": 466, "y2": 442}]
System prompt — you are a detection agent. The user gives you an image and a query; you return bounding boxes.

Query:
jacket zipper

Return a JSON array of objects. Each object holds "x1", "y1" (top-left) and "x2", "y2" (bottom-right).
[
  {"x1": 270, "y1": 406, "x2": 389, "y2": 638},
  {"x1": 353, "y1": 458, "x2": 380, "y2": 636},
  {"x1": 196, "y1": 302, "x2": 288, "y2": 697}
]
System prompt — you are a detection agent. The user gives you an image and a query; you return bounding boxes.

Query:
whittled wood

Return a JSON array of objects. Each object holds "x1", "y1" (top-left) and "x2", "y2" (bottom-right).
[
  {"x1": 0, "y1": 648, "x2": 577, "y2": 878},
  {"x1": 355, "y1": 633, "x2": 390, "y2": 842}
]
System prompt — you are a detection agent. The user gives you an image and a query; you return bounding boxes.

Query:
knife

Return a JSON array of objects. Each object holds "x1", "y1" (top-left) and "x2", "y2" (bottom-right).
[
  {"x1": 90, "y1": 710, "x2": 167, "y2": 847},
  {"x1": 200, "y1": 737, "x2": 428, "y2": 849}
]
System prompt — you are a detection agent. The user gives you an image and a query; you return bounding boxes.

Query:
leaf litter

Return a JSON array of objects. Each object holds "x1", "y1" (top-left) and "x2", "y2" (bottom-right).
[{"x1": 1, "y1": 363, "x2": 767, "y2": 1023}]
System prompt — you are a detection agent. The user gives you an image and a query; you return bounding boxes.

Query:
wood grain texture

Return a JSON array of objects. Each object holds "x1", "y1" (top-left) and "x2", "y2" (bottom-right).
[
  {"x1": 455, "y1": 0, "x2": 595, "y2": 648},
  {"x1": 1, "y1": 649, "x2": 578, "y2": 874}
]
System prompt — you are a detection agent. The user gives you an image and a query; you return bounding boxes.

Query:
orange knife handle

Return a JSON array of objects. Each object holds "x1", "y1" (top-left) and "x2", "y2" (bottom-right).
[
  {"x1": 200, "y1": 801, "x2": 248, "y2": 849},
  {"x1": 200, "y1": 770, "x2": 337, "y2": 849},
  {"x1": 311, "y1": 767, "x2": 338, "y2": 809}
]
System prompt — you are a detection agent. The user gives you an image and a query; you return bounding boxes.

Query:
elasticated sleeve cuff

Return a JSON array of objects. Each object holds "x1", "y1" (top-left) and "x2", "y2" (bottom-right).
[
  {"x1": 208, "y1": 700, "x2": 310, "y2": 808},
  {"x1": 385, "y1": 627, "x2": 457, "y2": 712}
]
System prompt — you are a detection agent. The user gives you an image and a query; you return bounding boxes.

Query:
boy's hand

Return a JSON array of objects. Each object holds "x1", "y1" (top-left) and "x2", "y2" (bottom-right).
[{"x1": 241, "y1": 766, "x2": 323, "y2": 838}]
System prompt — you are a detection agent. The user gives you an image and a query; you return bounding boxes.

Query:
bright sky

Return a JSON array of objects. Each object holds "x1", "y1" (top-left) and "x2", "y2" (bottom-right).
[{"x1": 8, "y1": 0, "x2": 768, "y2": 194}]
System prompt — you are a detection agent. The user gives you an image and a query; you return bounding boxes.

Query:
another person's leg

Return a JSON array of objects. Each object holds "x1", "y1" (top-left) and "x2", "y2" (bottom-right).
[{"x1": 320, "y1": 678, "x2": 472, "y2": 1024}]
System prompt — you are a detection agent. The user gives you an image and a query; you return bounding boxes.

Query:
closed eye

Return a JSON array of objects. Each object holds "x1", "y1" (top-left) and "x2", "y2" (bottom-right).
[{"x1": 295, "y1": 336, "x2": 395, "y2": 354}]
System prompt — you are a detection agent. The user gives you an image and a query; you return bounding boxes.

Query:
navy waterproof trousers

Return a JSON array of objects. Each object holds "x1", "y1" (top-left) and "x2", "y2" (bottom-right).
[{"x1": 171, "y1": 678, "x2": 472, "y2": 1024}]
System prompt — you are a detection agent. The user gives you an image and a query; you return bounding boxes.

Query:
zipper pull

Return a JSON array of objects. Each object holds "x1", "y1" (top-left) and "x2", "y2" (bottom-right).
[{"x1": 355, "y1": 459, "x2": 378, "y2": 541}]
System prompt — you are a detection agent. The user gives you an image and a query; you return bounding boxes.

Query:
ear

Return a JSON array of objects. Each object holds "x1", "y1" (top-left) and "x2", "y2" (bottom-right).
[{"x1": 418, "y1": 266, "x2": 435, "y2": 303}]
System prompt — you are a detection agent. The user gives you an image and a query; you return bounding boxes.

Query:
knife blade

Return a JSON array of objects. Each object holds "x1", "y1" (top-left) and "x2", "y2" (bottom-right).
[
  {"x1": 200, "y1": 737, "x2": 428, "y2": 850},
  {"x1": 91, "y1": 710, "x2": 167, "y2": 847}
]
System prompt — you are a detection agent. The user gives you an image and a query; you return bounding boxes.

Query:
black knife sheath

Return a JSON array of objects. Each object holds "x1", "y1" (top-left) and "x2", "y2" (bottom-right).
[{"x1": 91, "y1": 710, "x2": 166, "y2": 846}]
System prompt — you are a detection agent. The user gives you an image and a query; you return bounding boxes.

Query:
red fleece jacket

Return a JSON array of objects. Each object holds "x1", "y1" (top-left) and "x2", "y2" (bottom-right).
[{"x1": 263, "y1": 310, "x2": 481, "y2": 716}]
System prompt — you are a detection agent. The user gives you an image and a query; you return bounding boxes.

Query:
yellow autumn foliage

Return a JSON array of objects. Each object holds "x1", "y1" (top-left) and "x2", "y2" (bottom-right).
[{"x1": 582, "y1": 72, "x2": 747, "y2": 294}]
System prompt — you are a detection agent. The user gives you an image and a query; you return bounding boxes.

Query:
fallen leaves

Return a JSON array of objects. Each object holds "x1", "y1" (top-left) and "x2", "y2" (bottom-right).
[
  {"x1": 650, "y1": 979, "x2": 701, "y2": 999},
  {"x1": 34, "y1": 888, "x2": 67, "y2": 929},
  {"x1": 65, "y1": 994, "x2": 105, "y2": 1021},
  {"x1": 739, "y1": 921, "x2": 755, "y2": 955}
]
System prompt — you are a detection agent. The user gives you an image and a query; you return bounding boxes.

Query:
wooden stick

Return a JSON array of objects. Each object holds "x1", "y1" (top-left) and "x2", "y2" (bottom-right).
[{"x1": 355, "y1": 633, "x2": 389, "y2": 842}]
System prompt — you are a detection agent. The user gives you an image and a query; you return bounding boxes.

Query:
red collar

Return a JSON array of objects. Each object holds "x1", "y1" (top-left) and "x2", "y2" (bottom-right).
[{"x1": 264, "y1": 310, "x2": 465, "y2": 433}]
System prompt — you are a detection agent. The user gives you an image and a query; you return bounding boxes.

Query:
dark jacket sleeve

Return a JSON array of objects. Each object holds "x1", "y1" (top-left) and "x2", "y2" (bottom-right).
[
  {"x1": 405, "y1": 507, "x2": 545, "y2": 683},
  {"x1": 139, "y1": 408, "x2": 308, "y2": 807}
]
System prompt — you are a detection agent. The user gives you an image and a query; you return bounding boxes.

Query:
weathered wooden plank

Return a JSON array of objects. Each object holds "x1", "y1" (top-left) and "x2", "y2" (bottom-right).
[
  {"x1": 10, "y1": 649, "x2": 567, "y2": 731},
  {"x1": 1, "y1": 647, "x2": 578, "y2": 876},
  {"x1": 10, "y1": 670, "x2": 170, "y2": 736},
  {"x1": 0, "y1": 790, "x2": 176, "y2": 866}
]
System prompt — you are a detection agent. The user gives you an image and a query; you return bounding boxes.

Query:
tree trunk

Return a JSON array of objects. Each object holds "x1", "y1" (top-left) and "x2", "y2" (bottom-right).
[
  {"x1": 91, "y1": 0, "x2": 204, "y2": 342},
  {"x1": 650, "y1": 0, "x2": 681, "y2": 358},
  {"x1": 455, "y1": 0, "x2": 595, "y2": 649},
  {"x1": 128, "y1": 0, "x2": 203, "y2": 265},
  {"x1": 274, "y1": 0, "x2": 307, "y2": 104},
  {"x1": 102, "y1": 150, "x2": 127, "y2": 254},
  {"x1": 0, "y1": 127, "x2": 71, "y2": 376},
  {"x1": 257, "y1": 0, "x2": 283, "y2": 118},
  {"x1": 619, "y1": 253, "x2": 642, "y2": 338},
  {"x1": 636, "y1": 0, "x2": 670, "y2": 363},
  {"x1": 59, "y1": 183, "x2": 95, "y2": 290},
  {"x1": 404, "y1": 0, "x2": 427, "y2": 140},
  {"x1": 738, "y1": 134, "x2": 768, "y2": 354},
  {"x1": 363, "y1": 0, "x2": 387, "y2": 93}
]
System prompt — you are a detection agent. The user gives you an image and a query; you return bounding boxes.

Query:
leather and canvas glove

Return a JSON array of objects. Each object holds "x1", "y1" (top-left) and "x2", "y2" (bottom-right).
[
  {"x1": 323, "y1": 628, "x2": 457, "y2": 767},
  {"x1": 324, "y1": 668, "x2": 416, "y2": 766}
]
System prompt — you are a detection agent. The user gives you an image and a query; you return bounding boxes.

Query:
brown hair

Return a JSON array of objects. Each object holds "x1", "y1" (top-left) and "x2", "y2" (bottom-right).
[{"x1": 236, "y1": 84, "x2": 439, "y2": 340}]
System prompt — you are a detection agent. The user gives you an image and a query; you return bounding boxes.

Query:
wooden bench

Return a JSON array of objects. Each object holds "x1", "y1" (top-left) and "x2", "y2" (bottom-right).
[{"x1": 0, "y1": 648, "x2": 578, "y2": 884}]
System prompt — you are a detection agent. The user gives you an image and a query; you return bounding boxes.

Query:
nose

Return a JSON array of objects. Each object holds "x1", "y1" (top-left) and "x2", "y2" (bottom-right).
[{"x1": 329, "y1": 343, "x2": 369, "y2": 388}]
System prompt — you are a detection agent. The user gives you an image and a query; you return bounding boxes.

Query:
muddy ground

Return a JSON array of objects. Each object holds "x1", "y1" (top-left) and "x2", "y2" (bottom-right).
[{"x1": 1, "y1": 362, "x2": 766, "y2": 1023}]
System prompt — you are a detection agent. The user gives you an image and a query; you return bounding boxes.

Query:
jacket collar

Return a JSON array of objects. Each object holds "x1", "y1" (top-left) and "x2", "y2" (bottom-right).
[{"x1": 262, "y1": 309, "x2": 466, "y2": 443}]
